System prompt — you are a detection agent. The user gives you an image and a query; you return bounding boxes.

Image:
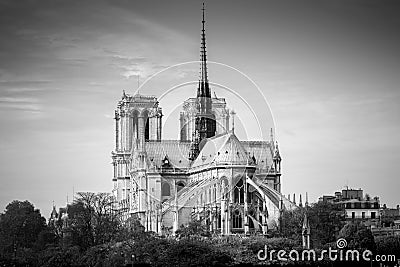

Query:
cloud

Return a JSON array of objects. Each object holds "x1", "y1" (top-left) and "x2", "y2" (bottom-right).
[
  {"x1": 0, "y1": 96, "x2": 38, "y2": 103},
  {"x1": 0, "y1": 96, "x2": 42, "y2": 114},
  {"x1": 3, "y1": 87, "x2": 47, "y2": 93},
  {"x1": 109, "y1": 54, "x2": 170, "y2": 80},
  {"x1": 112, "y1": 55, "x2": 147, "y2": 63}
]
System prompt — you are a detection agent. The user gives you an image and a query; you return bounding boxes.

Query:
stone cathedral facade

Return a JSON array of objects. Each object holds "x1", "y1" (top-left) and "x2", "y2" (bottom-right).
[{"x1": 111, "y1": 6, "x2": 296, "y2": 235}]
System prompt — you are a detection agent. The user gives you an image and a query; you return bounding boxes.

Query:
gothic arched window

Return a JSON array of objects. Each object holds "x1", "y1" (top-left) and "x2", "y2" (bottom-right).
[
  {"x1": 233, "y1": 209, "x2": 242, "y2": 229},
  {"x1": 145, "y1": 117, "x2": 150, "y2": 141},
  {"x1": 213, "y1": 185, "x2": 217, "y2": 202},
  {"x1": 162, "y1": 183, "x2": 170, "y2": 196},
  {"x1": 234, "y1": 179, "x2": 244, "y2": 204}
]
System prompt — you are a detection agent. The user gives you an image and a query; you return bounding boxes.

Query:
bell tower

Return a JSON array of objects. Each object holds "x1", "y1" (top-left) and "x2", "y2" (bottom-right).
[{"x1": 111, "y1": 92, "x2": 162, "y2": 217}]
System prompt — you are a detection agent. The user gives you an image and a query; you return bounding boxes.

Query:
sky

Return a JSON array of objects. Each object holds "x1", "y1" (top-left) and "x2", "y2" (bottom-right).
[{"x1": 0, "y1": 0, "x2": 400, "y2": 218}]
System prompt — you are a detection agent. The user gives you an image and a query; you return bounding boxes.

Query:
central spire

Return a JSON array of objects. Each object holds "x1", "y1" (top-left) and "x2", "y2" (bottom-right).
[
  {"x1": 198, "y1": 2, "x2": 210, "y2": 98},
  {"x1": 189, "y1": 3, "x2": 216, "y2": 161}
]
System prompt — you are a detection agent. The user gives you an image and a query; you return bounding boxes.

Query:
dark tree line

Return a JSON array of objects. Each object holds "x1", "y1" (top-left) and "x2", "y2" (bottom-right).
[
  {"x1": 0, "y1": 193, "x2": 124, "y2": 266},
  {"x1": 0, "y1": 197, "x2": 395, "y2": 266}
]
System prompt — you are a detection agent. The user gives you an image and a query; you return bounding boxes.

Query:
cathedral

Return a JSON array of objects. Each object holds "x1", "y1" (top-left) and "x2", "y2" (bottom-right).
[{"x1": 111, "y1": 5, "x2": 296, "y2": 235}]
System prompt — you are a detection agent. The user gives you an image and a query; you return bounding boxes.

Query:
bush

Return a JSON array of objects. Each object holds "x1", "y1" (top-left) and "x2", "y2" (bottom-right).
[{"x1": 375, "y1": 235, "x2": 400, "y2": 259}]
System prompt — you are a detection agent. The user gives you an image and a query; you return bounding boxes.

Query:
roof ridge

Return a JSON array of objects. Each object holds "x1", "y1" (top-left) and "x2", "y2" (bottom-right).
[{"x1": 146, "y1": 140, "x2": 191, "y2": 143}]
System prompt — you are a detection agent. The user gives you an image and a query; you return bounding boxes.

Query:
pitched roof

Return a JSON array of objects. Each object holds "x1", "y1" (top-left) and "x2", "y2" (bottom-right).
[
  {"x1": 146, "y1": 140, "x2": 191, "y2": 169},
  {"x1": 191, "y1": 132, "x2": 254, "y2": 168},
  {"x1": 241, "y1": 140, "x2": 274, "y2": 169},
  {"x1": 144, "y1": 134, "x2": 275, "y2": 171}
]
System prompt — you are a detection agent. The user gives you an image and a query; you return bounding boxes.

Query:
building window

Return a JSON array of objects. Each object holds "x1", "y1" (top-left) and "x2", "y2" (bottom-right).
[
  {"x1": 233, "y1": 210, "x2": 242, "y2": 228},
  {"x1": 362, "y1": 212, "x2": 365, "y2": 219},
  {"x1": 234, "y1": 179, "x2": 244, "y2": 204},
  {"x1": 162, "y1": 183, "x2": 170, "y2": 196},
  {"x1": 177, "y1": 182, "x2": 185, "y2": 192},
  {"x1": 352, "y1": 212, "x2": 355, "y2": 219},
  {"x1": 371, "y1": 212, "x2": 376, "y2": 219},
  {"x1": 145, "y1": 117, "x2": 150, "y2": 141}
]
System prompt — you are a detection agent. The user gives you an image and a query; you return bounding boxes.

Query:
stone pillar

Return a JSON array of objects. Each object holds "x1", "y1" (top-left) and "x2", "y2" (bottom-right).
[
  {"x1": 138, "y1": 176, "x2": 145, "y2": 212},
  {"x1": 189, "y1": 113, "x2": 195, "y2": 141},
  {"x1": 262, "y1": 201, "x2": 268, "y2": 235},
  {"x1": 146, "y1": 180, "x2": 151, "y2": 232},
  {"x1": 226, "y1": 205, "x2": 231, "y2": 235},
  {"x1": 196, "y1": 206, "x2": 200, "y2": 221},
  {"x1": 277, "y1": 176, "x2": 281, "y2": 193},
  {"x1": 187, "y1": 115, "x2": 191, "y2": 142},
  {"x1": 138, "y1": 115, "x2": 145, "y2": 152},
  {"x1": 125, "y1": 112, "x2": 130, "y2": 151},
  {"x1": 244, "y1": 177, "x2": 249, "y2": 235},
  {"x1": 172, "y1": 182, "x2": 179, "y2": 235},
  {"x1": 157, "y1": 115, "x2": 162, "y2": 141},
  {"x1": 225, "y1": 111, "x2": 230, "y2": 133},
  {"x1": 115, "y1": 111, "x2": 120, "y2": 151},
  {"x1": 213, "y1": 206, "x2": 218, "y2": 232},
  {"x1": 180, "y1": 113, "x2": 185, "y2": 141},
  {"x1": 120, "y1": 112, "x2": 126, "y2": 151},
  {"x1": 220, "y1": 195, "x2": 225, "y2": 235},
  {"x1": 148, "y1": 117, "x2": 153, "y2": 141},
  {"x1": 128, "y1": 114, "x2": 133, "y2": 151},
  {"x1": 219, "y1": 113, "x2": 225, "y2": 134},
  {"x1": 157, "y1": 206, "x2": 162, "y2": 235}
]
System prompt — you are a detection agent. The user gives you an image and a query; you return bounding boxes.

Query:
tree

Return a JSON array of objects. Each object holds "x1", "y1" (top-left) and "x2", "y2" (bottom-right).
[
  {"x1": 280, "y1": 207, "x2": 305, "y2": 242},
  {"x1": 375, "y1": 236, "x2": 400, "y2": 259},
  {"x1": 338, "y1": 221, "x2": 376, "y2": 251},
  {"x1": 280, "y1": 202, "x2": 345, "y2": 247},
  {"x1": 175, "y1": 220, "x2": 211, "y2": 239},
  {"x1": 307, "y1": 201, "x2": 345, "y2": 246},
  {"x1": 67, "y1": 192, "x2": 121, "y2": 250},
  {"x1": 0, "y1": 200, "x2": 47, "y2": 257}
]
